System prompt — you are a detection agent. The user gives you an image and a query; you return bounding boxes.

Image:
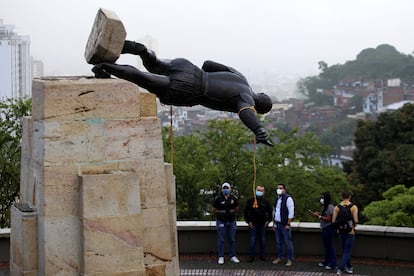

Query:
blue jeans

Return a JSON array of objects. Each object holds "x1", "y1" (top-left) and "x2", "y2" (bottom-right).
[
  {"x1": 338, "y1": 233, "x2": 355, "y2": 271},
  {"x1": 274, "y1": 222, "x2": 294, "y2": 260},
  {"x1": 216, "y1": 219, "x2": 237, "y2": 257},
  {"x1": 321, "y1": 225, "x2": 337, "y2": 267},
  {"x1": 248, "y1": 224, "x2": 266, "y2": 257}
]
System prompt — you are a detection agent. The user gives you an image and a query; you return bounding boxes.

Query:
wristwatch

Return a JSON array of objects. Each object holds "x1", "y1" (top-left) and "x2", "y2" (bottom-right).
[{"x1": 319, "y1": 215, "x2": 322, "y2": 219}]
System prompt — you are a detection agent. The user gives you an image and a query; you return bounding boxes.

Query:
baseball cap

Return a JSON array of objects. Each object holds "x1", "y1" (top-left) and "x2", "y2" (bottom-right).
[{"x1": 222, "y1": 182, "x2": 231, "y2": 189}]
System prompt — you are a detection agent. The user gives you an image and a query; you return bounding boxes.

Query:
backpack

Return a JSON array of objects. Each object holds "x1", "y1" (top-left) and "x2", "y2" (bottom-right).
[{"x1": 335, "y1": 204, "x2": 354, "y2": 234}]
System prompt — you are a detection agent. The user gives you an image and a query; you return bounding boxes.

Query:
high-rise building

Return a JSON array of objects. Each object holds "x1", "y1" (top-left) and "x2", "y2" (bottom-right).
[{"x1": 0, "y1": 19, "x2": 31, "y2": 99}]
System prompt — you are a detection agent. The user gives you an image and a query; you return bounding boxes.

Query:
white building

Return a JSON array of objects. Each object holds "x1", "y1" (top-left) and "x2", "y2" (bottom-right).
[{"x1": 0, "y1": 19, "x2": 31, "y2": 99}]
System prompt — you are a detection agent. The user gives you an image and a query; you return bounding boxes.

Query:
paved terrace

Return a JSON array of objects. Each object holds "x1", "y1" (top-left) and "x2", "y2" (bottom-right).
[{"x1": 1, "y1": 222, "x2": 414, "y2": 275}]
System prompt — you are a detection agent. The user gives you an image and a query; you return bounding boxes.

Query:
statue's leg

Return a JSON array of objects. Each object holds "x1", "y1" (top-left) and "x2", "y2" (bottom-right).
[{"x1": 121, "y1": 41, "x2": 169, "y2": 74}]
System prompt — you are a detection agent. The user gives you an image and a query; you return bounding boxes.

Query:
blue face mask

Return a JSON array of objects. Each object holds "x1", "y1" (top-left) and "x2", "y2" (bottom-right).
[
  {"x1": 256, "y1": 191, "x2": 264, "y2": 197},
  {"x1": 222, "y1": 189, "x2": 230, "y2": 195}
]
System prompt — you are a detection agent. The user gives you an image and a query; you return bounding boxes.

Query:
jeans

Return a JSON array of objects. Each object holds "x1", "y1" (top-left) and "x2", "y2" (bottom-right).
[
  {"x1": 321, "y1": 225, "x2": 337, "y2": 267},
  {"x1": 216, "y1": 219, "x2": 237, "y2": 257},
  {"x1": 248, "y1": 224, "x2": 266, "y2": 257},
  {"x1": 338, "y1": 233, "x2": 355, "y2": 271},
  {"x1": 274, "y1": 222, "x2": 294, "y2": 260}
]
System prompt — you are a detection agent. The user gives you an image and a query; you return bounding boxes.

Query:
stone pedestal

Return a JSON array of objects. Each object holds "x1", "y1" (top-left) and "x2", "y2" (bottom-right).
[{"x1": 11, "y1": 77, "x2": 179, "y2": 275}]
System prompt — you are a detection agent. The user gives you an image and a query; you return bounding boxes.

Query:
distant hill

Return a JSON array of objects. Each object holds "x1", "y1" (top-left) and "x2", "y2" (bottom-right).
[{"x1": 325, "y1": 44, "x2": 414, "y2": 83}]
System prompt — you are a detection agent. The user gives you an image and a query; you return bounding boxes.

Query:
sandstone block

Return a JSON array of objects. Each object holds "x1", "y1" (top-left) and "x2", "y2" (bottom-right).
[
  {"x1": 84, "y1": 8, "x2": 126, "y2": 64},
  {"x1": 10, "y1": 205, "x2": 38, "y2": 272},
  {"x1": 142, "y1": 207, "x2": 173, "y2": 260},
  {"x1": 32, "y1": 78, "x2": 144, "y2": 121},
  {"x1": 38, "y1": 216, "x2": 81, "y2": 275},
  {"x1": 81, "y1": 216, "x2": 144, "y2": 273},
  {"x1": 80, "y1": 173, "x2": 141, "y2": 218}
]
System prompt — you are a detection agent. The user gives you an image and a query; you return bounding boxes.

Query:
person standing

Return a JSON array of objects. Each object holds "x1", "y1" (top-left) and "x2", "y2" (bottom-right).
[
  {"x1": 272, "y1": 183, "x2": 295, "y2": 267},
  {"x1": 244, "y1": 185, "x2": 273, "y2": 262},
  {"x1": 212, "y1": 182, "x2": 240, "y2": 265},
  {"x1": 332, "y1": 190, "x2": 359, "y2": 275},
  {"x1": 311, "y1": 191, "x2": 337, "y2": 270}
]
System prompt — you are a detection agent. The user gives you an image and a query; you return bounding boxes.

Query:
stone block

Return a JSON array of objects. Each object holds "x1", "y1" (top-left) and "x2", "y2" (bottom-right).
[
  {"x1": 32, "y1": 119, "x2": 105, "y2": 166},
  {"x1": 164, "y1": 163, "x2": 175, "y2": 204},
  {"x1": 103, "y1": 118, "x2": 163, "y2": 161},
  {"x1": 32, "y1": 78, "x2": 143, "y2": 121},
  {"x1": 81, "y1": 216, "x2": 144, "y2": 274},
  {"x1": 139, "y1": 92, "x2": 157, "y2": 117},
  {"x1": 37, "y1": 216, "x2": 81, "y2": 275},
  {"x1": 35, "y1": 164, "x2": 79, "y2": 218},
  {"x1": 84, "y1": 8, "x2": 126, "y2": 64},
  {"x1": 142, "y1": 207, "x2": 173, "y2": 261},
  {"x1": 10, "y1": 205, "x2": 38, "y2": 273},
  {"x1": 79, "y1": 173, "x2": 141, "y2": 218}
]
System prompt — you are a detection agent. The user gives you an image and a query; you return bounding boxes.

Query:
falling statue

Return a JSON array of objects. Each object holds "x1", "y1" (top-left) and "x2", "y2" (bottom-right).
[{"x1": 86, "y1": 9, "x2": 273, "y2": 146}]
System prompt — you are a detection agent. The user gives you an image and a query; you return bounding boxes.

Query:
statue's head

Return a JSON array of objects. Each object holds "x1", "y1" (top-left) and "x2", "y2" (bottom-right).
[{"x1": 255, "y1": 93, "x2": 272, "y2": 114}]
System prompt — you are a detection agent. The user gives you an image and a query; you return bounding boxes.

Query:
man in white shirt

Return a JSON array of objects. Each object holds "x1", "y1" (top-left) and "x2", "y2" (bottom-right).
[{"x1": 272, "y1": 183, "x2": 295, "y2": 267}]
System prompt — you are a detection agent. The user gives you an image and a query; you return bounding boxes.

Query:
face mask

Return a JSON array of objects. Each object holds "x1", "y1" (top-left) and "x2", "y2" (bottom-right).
[
  {"x1": 222, "y1": 189, "x2": 230, "y2": 195},
  {"x1": 320, "y1": 198, "x2": 324, "y2": 205},
  {"x1": 276, "y1": 188, "x2": 283, "y2": 195},
  {"x1": 256, "y1": 191, "x2": 264, "y2": 197}
]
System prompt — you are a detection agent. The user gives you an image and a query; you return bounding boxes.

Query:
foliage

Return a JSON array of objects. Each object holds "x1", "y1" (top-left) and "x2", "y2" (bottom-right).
[
  {"x1": 347, "y1": 103, "x2": 414, "y2": 207},
  {"x1": 362, "y1": 185, "x2": 414, "y2": 227},
  {"x1": 0, "y1": 97, "x2": 32, "y2": 228},
  {"x1": 319, "y1": 118, "x2": 357, "y2": 156},
  {"x1": 298, "y1": 44, "x2": 414, "y2": 103},
  {"x1": 164, "y1": 120, "x2": 353, "y2": 222}
]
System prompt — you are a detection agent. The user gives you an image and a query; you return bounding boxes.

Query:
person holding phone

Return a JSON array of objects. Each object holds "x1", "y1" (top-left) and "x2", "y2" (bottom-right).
[{"x1": 311, "y1": 191, "x2": 337, "y2": 270}]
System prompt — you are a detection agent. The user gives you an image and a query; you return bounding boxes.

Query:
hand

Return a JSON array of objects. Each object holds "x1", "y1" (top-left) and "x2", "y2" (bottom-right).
[
  {"x1": 312, "y1": 212, "x2": 320, "y2": 217},
  {"x1": 255, "y1": 127, "x2": 273, "y2": 146},
  {"x1": 248, "y1": 222, "x2": 254, "y2": 229}
]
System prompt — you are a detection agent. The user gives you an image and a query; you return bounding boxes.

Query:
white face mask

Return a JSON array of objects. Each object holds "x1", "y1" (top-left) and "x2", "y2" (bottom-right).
[
  {"x1": 276, "y1": 188, "x2": 283, "y2": 195},
  {"x1": 320, "y1": 198, "x2": 324, "y2": 205}
]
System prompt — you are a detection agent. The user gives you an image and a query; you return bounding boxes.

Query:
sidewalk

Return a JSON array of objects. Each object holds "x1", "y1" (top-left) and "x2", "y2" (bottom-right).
[{"x1": 179, "y1": 254, "x2": 414, "y2": 276}]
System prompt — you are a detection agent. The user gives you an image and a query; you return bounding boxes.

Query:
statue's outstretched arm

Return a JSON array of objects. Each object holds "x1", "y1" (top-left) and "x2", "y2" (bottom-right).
[{"x1": 238, "y1": 107, "x2": 273, "y2": 146}]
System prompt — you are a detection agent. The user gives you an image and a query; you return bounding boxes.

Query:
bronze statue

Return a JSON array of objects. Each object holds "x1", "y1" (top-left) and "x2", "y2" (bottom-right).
[{"x1": 92, "y1": 41, "x2": 273, "y2": 146}]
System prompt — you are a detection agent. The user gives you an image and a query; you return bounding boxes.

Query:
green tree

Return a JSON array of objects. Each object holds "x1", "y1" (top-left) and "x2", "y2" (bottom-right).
[
  {"x1": 319, "y1": 118, "x2": 357, "y2": 157},
  {"x1": 256, "y1": 129, "x2": 352, "y2": 221},
  {"x1": 362, "y1": 185, "x2": 414, "y2": 227},
  {"x1": 0, "y1": 97, "x2": 32, "y2": 227},
  {"x1": 348, "y1": 103, "x2": 414, "y2": 207}
]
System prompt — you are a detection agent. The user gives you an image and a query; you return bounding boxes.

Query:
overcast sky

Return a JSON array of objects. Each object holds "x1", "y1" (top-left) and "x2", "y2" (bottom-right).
[{"x1": 1, "y1": 0, "x2": 414, "y2": 82}]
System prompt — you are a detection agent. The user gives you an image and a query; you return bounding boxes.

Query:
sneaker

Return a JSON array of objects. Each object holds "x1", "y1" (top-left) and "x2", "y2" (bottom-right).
[
  {"x1": 218, "y1": 257, "x2": 224, "y2": 265},
  {"x1": 345, "y1": 266, "x2": 353, "y2": 274},
  {"x1": 337, "y1": 269, "x2": 342, "y2": 275},
  {"x1": 325, "y1": 265, "x2": 333, "y2": 270},
  {"x1": 318, "y1": 262, "x2": 325, "y2": 267},
  {"x1": 285, "y1": 260, "x2": 293, "y2": 267},
  {"x1": 272, "y1": 258, "x2": 282, "y2": 264},
  {"x1": 246, "y1": 256, "x2": 254, "y2": 262},
  {"x1": 230, "y1": 256, "x2": 240, "y2": 263}
]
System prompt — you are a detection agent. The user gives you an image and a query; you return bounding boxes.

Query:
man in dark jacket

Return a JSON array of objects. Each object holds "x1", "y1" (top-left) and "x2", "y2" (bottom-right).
[
  {"x1": 92, "y1": 40, "x2": 273, "y2": 146},
  {"x1": 244, "y1": 185, "x2": 273, "y2": 262},
  {"x1": 212, "y1": 182, "x2": 240, "y2": 264}
]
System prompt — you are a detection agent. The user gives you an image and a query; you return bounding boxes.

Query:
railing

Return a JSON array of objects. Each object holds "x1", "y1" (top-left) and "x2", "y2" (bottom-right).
[{"x1": 1, "y1": 222, "x2": 414, "y2": 263}]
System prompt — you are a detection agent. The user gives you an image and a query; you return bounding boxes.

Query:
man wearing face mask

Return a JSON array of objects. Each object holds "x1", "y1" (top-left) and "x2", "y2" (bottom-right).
[
  {"x1": 244, "y1": 186, "x2": 273, "y2": 262},
  {"x1": 212, "y1": 182, "x2": 240, "y2": 265},
  {"x1": 272, "y1": 183, "x2": 295, "y2": 267}
]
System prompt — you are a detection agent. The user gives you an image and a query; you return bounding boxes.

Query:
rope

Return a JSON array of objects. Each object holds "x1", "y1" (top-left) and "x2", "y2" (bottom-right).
[
  {"x1": 169, "y1": 105, "x2": 174, "y2": 169},
  {"x1": 252, "y1": 137, "x2": 258, "y2": 208}
]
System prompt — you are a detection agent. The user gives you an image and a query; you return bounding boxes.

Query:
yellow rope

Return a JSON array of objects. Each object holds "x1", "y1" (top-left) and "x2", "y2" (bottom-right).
[
  {"x1": 252, "y1": 137, "x2": 258, "y2": 208},
  {"x1": 169, "y1": 105, "x2": 174, "y2": 170},
  {"x1": 238, "y1": 106, "x2": 257, "y2": 116}
]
